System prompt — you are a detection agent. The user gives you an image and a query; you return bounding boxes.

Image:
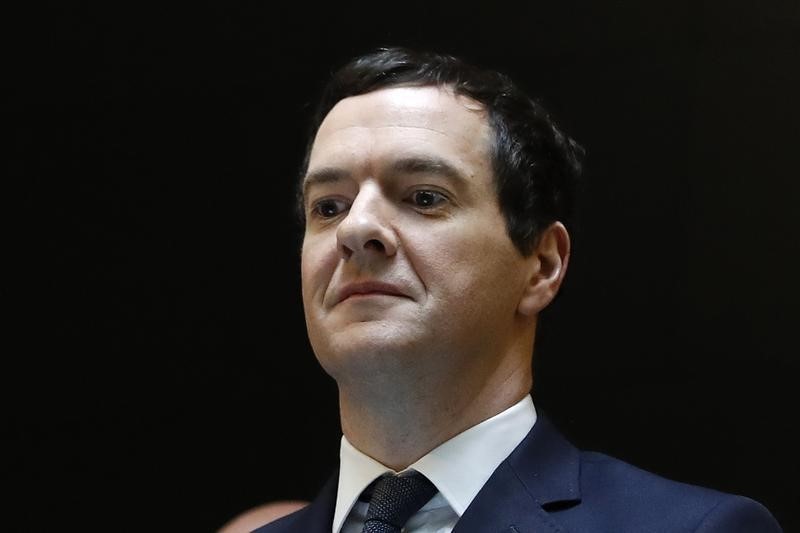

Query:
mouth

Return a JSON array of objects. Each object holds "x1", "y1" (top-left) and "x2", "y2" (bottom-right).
[{"x1": 335, "y1": 281, "x2": 409, "y2": 305}]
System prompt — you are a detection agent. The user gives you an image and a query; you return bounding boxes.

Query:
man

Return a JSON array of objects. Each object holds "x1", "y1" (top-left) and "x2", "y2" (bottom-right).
[{"x1": 254, "y1": 47, "x2": 782, "y2": 532}]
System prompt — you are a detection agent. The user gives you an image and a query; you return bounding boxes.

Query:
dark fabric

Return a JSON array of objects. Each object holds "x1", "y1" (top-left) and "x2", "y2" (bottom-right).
[
  {"x1": 362, "y1": 471, "x2": 438, "y2": 532},
  {"x1": 253, "y1": 414, "x2": 783, "y2": 533}
]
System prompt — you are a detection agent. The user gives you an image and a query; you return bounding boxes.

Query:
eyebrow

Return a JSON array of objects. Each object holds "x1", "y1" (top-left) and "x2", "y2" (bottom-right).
[
  {"x1": 302, "y1": 155, "x2": 468, "y2": 197},
  {"x1": 302, "y1": 167, "x2": 349, "y2": 198},
  {"x1": 388, "y1": 155, "x2": 468, "y2": 185}
]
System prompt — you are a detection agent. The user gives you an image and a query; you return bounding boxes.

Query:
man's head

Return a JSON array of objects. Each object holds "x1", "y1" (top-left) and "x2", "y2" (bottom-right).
[
  {"x1": 298, "y1": 47, "x2": 582, "y2": 394},
  {"x1": 298, "y1": 47, "x2": 584, "y2": 256}
]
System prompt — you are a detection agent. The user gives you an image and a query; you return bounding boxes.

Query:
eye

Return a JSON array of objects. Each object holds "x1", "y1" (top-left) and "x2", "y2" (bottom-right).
[
  {"x1": 311, "y1": 198, "x2": 349, "y2": 218},
  {"x1": 409, "y1": 190, "x2": 447, "y2": 208}
]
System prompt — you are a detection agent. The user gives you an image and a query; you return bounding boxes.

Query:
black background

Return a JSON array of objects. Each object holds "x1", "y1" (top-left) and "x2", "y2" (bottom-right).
[{"x1": 6, "y1": 1, "x2": 799, "y2": 531}]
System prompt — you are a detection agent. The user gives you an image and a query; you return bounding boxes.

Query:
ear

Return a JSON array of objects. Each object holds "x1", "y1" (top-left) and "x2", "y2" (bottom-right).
[{"x1": 517, "y1": 221, "x2": 571, "y2": 317}]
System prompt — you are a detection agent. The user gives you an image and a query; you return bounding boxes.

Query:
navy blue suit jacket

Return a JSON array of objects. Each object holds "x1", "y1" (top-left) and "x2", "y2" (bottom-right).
[{"x1": 253, "y1": 415, "x2": 782, "y2": 532}]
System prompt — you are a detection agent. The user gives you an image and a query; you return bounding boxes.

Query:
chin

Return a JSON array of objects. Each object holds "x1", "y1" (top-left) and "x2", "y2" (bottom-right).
[{"x1": 311, "y1": 321, "x2": 425, "y2": 376}]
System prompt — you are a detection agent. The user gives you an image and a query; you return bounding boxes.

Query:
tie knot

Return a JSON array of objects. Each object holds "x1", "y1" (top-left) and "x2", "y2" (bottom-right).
[{"x1": 362, "y1": 471, "x2": 438, "y2": 532}]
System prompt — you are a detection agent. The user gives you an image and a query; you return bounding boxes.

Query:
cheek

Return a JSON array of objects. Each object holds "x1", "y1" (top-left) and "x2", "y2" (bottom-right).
[
  {"x1": 300, "y1": 235, "x2": 337, "y2": 303},
  {"x1": 413, "y1": 230, "x2": 486, "y2": 294},
  {"x1": 421, "y1": 225, "x2": 524, "y2": 301}
]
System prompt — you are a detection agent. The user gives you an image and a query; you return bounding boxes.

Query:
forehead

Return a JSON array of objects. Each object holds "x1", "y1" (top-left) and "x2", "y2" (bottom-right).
[{"x1": 308, "y1": 86, "x2": 492, "y2": 171}]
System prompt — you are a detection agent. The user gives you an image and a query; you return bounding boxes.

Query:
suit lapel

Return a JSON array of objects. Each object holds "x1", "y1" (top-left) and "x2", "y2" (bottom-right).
[
  {"x1": 453, "y1": 415, "x2": 581, "y2": 533},
  {"x1": 275, "y1": 415, "x2": 580, "y2": 533},
  {"x1": 452, "y1": 460, "x2": 563, "y2": 533}
]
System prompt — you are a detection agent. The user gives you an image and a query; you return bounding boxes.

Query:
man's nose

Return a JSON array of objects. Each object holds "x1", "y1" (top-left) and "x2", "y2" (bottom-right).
[{"x1": 336, "y1": 188, "x2": 398, "y2": 261}]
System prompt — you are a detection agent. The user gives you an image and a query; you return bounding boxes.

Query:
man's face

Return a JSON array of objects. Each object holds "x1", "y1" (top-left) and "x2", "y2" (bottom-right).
[{"x1": 300, "y1": 86, "x2": 533, "y2": 382}]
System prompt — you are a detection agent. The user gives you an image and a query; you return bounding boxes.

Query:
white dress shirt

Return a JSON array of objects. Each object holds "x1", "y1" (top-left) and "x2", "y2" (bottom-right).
[{"x1": 333, "y1": 395, "x2": 537, "y2": 533}]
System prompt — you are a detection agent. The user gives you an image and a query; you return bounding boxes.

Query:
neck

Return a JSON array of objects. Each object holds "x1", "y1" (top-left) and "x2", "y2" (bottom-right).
[{"x1": 337, "y1": 342, "x2": 534, "y2": 471}]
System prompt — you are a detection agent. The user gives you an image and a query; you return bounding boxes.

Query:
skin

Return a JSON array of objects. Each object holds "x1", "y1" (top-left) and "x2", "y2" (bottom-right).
[
  {"x1": 301, "y1": 86, "x2": 570, "y2": 470},
  {"x1": 217, "y1": 501, "x2": 309, "y2": 532}
]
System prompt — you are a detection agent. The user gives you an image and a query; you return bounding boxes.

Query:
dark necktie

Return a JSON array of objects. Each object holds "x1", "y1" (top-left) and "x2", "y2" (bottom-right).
[{"x1": 362, "y1": 471, "x2": 438, "y2": 533}]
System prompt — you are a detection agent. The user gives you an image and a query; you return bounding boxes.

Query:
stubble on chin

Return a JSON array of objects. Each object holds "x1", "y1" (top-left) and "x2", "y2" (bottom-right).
[{"x1": 312, "y1": 319, "x2": 430, "y2": 382}]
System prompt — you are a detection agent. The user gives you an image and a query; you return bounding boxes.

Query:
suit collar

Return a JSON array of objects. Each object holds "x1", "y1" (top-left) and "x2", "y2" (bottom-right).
[
  {"x1": 274, "y1": 414, "x2": 581, "y2": 533},
  {"x1": 334, "y1": 395, "x2": 537, "y2": 527},
  {"x1": 453, "y1": 414, "x2": 581, "y2": 533},
  {"x1": 506, "y1": 413, "x2": 581, "y2": 507}
]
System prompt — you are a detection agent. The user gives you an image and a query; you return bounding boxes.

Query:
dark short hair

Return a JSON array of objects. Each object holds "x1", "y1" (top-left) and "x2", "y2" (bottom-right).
[{"x1": 298, "y1": 47, "x2": 584, "y2": 256}]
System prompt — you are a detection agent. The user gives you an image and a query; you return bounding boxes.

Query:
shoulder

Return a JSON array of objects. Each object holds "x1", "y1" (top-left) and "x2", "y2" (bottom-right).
[
  {"x1": 249, "y1": 510, "x2": 308, "y2": 533},
  {"x1": 502, "y1": 415, "x2": 782, "y2": 531},
  {"x1": 573, "y1": 451, "x2": 782, "y2": 532},
  {"x1": 219, "y1": 501, "x2": 308, "y2": 533},
  {"x1": 248, "y1": 473, "x2": 338, "y2": 532}
]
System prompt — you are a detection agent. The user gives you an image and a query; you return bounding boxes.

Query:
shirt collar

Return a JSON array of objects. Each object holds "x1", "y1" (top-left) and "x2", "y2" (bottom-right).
[{"x1": 332, "y1": 395, "x2": 537, "y2": 533}]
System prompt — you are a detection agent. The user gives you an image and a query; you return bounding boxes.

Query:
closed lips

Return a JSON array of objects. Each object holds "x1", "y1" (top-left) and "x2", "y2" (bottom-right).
[{"x1": 336, "y1": 282, "x2": 408, "y2": 304}]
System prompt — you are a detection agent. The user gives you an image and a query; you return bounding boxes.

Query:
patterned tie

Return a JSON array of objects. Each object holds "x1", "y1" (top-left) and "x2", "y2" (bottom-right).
[{"x1": 362, "y1": 471, "x2": 438, "y2": 533}]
